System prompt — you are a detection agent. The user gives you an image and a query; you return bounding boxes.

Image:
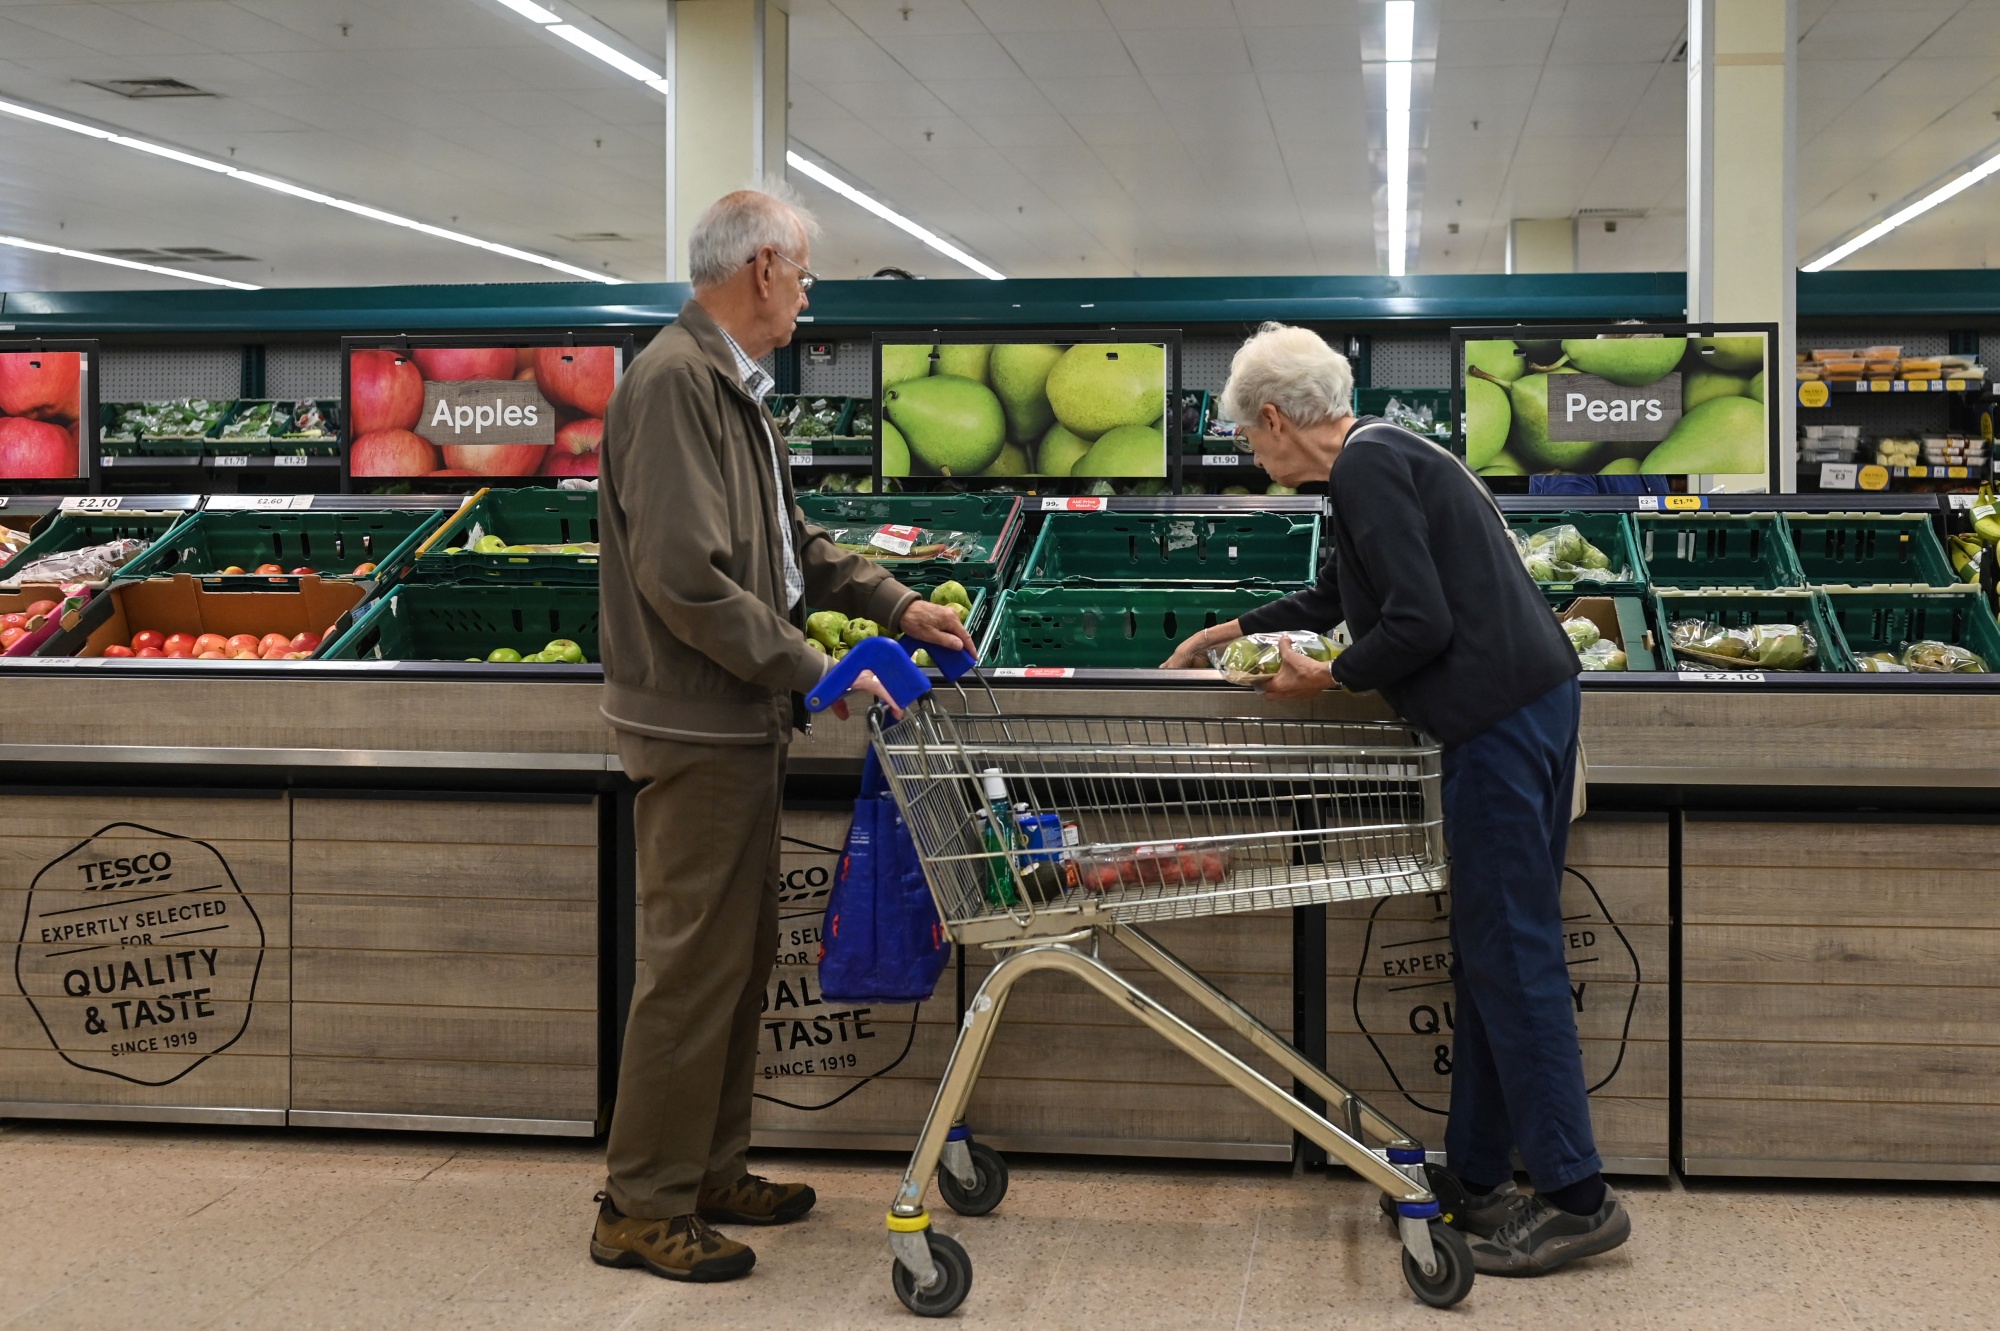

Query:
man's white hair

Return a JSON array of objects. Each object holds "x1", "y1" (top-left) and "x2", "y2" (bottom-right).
[
  {"x1": 687, "y1": 185, "x2": 820, "y2": 288},
  {"x1": 1219, "y1": 322, "x2": 1355, "y2": 427}
]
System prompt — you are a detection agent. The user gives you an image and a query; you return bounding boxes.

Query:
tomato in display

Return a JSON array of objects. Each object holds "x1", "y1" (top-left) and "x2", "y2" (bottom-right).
[
  {"x1": 0, "y1": 626, "x2": 26, "y2": 649},
  {"x1": 132, "y1": 630, "x2": 165, "y2": 652},
  {"x1": 135, "y1": 647, "x2": 165, "y2": 658},
  {"x1": 258, "y1": 633, "x2": 292, "y2": 658},
  {"x1": 25, "y1": 600, "x2": 58, "y2": 618},
  {"x1": 0, "y1": 613, "x2": 24, "y2": 630},
  {"x1": 164, "y1": 632, "x2": 197, "y2": 654},
  {"x1": 193, "y1": 633, "x2": 228, "y2": 655},
  {"x1": 225, "y1": 633, "x2": 260, "y2": 653},
  {"x1": 289, "y1": 631, "x2": 322, "y2": 654},
  {"x1": 101, "y1": 644, "x2": 135, "y2": 657},
  {"x1": 255, "y1": 563, "x2": 284, "y2": 575}
]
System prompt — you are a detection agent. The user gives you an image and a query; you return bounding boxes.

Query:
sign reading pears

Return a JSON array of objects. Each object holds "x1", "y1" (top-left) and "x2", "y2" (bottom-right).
[
  {"x1": 15, "y1": 823, "x2": 264, "y2": 1086},
  {"x1": 1351, "y1": 869, "x2": 1640, "y2": 1116}
]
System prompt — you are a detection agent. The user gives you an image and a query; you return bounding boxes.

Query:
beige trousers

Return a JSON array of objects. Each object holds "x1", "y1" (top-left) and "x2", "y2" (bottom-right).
[{"x1": 605, "y1": 730, "x2": 784, "y2": 1219}]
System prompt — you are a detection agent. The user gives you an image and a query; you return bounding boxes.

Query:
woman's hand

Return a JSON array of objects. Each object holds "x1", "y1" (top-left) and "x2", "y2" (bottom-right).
[
  {"x1": 1260, "y1": 635, "x2": 1338, "y2": 700},
  {"x1": 1162, "y1": 617, "x2": 1241, "y2": 669}
]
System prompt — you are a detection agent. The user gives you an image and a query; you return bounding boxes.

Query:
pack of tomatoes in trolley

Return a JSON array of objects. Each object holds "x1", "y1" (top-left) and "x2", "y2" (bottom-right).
[
  {"x1": 0, "y1": 350, "x2": 87, "y2": 480},
  {"x1": 39, "y1": 573, "x2": 365, "y2": 661}
]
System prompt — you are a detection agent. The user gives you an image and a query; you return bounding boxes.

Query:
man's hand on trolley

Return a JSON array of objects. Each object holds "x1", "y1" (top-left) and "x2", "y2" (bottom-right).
[
  {"x1": 1260, "y1": 634, "x2": 1341, "y2": 700},
  {"x1": 899, "y1": 599, "x2": 979, "y2": 657}
]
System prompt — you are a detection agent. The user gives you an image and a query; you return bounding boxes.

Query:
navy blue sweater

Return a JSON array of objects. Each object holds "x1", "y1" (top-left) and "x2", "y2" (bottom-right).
[{"x1": 1236, "y1": 419, "x2": 1579, "y2": 746}]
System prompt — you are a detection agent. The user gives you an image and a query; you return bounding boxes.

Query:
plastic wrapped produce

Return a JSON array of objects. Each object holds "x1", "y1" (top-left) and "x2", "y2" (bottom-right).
[
  {"x1": 1899, "y1": 640, "x2": 1987, "y2": 673},
  {"x1": 10, "y1": 537, "x2": 145, "y2": 585},
  {"x1": 1576, "y1": 639, "x2": 1628, "y2": 671},
  {"x1": 1207, "y1": 630, "x2": 1341, "y2": 685},
  {"x1": 1513, "y1": 524, "x2": 1619, "y2": 584},
  {"x1": 1670, "y1": 617, "x2": 1818, "y2": 670}
]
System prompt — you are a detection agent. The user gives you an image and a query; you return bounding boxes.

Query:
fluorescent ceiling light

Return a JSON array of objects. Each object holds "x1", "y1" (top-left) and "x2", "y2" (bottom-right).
[
  {"x1": 787, "y1": 150, "x2": 1004, "y2": 281},
  {"x1": 1803, "y1": 148, "x2": 2000, "y2": 272},
  {"x1": 0, "y1": 235, "x2": 262, "y2": 289},
  {"x1": 1385, "y1": 0, "x2": 1415, "y2": 62},
  {"x1": 549, "y1": 25, "x2": 665, "y2": 85},
  {"x1": 486, "y1": 1, "x2": 668, "y2": 95},
  {"x1": 1383, "y1": 1, "x2": 1415, "y2": 278},
  {"x1": 492, "y1": 0, "x2": 560, "y2": 22},
  {"x1": 0, "y1": 94, "x2": 621, "y2": 284}
]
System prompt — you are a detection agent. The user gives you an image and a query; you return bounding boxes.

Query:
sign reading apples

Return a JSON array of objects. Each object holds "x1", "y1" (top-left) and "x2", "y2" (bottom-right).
[
  {"x1": 0, "y1": 348, "x2": 87, "y2": 480},
  {"x1": 345, "y1": 343, "x2": 619, "y2": 479}
]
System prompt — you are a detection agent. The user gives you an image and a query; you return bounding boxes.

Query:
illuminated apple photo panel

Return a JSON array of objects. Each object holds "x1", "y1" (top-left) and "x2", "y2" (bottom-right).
[
  {"x1": 0, "y1": 347, "x2": 89, "y2": 481},
  {"x1": 343, "y1": 341, "x2": 625, "y2": 480},
  {"x1": 876, "y1": 339, "x2": 1172, "y2": 482}
]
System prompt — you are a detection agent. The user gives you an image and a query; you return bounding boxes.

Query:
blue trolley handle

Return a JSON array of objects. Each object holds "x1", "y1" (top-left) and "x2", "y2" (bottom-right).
[{"x1": 803, "y1": 634, "x2": 978, "y2": 713}]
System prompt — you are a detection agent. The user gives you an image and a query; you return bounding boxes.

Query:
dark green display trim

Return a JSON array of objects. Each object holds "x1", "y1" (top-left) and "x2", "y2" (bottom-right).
[{"x1": 4, "y1": 268, "x2": 1998, "y2": 338}]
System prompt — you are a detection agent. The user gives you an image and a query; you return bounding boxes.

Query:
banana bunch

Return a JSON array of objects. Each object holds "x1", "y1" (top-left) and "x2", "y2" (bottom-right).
[
  {"x1": 1972, "y1": 483, "x2": 2000, "y2": 544},
  {"x1": 1949, "y1": 533, "x2": 1985, "y2": 580}
]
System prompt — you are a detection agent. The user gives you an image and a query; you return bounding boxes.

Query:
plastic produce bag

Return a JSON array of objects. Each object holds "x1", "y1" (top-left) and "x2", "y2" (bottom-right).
[
  {"x1": 826, "y1": 526, "x2": 978, "y2": 565},
  {"x1": 1899, "y1": 640, "x2": 1987, "y2": 673},
  {"x1": 817, "y1": 747, "x2": 951, "y2": 1005},
  {"x1": 1514, "y1": 524, "x2": 1620, "y2": 584},
  {"x1": 11, "y1": 538, "x2": 145, "y2": 586},
  {"x1": 1670, "y1": 617, "x2": 1818, "y2": 671},
  {"x1": 1576, "y1": 639, "x2": 1628, "y2": 671},
  {"x1": 1207, "y1": 630, "x2": 1340, "y2": 685}
]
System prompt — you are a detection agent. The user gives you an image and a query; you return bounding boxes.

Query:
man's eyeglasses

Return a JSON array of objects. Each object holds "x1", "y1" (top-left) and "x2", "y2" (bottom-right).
[{"x1": 750, "y1": 248, "x2": 817, "y2": 292}]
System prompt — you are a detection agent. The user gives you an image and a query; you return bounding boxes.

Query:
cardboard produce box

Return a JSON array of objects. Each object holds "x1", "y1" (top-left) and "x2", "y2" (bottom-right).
[
  {"x1": 0, "y1": 584, "x2": 75, "y2": 656},
  {"x1": 1552, "y1": 594, "x2": 1662, "y2": 672},
  {"x1": 40, "y1": 573, "x2": 366, "y2": 660}
]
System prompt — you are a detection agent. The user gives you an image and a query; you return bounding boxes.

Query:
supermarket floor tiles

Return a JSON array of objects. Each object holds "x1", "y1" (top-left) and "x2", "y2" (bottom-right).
[{"x1": 2, "y1": 1121, "x2": 1996, "y2": 1331}]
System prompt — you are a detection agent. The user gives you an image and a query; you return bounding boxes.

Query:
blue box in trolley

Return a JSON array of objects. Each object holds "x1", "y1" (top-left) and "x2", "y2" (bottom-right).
[{"x1": 803, "y1": 636, "x2": 1477, "y2": 1317}]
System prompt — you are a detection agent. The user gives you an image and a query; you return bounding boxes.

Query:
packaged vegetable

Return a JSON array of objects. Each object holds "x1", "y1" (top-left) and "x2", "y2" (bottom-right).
[
  {"x1": 1576, "y1": 640, "x2": 1627, "y2": 671},
  {"x1": 826, "y1": 526, "x2": 978, "y2": 565},
  {"x1": 1513, "y1": 524, "x2": 1620, "y2": 584},
  {"x1": 10, "y1": 538, "x2": 146, "y2": 586},
  {"x1": 1899, "y1": 640, "x2": 1987, "y2": 673},
  {"x1": 1670, "y1": 618, "x2": 1818, "y2": 670},
  {"x1": 1207, "y1": 630, "x2": 1340, "y2": 685},
  {"x1": 1562, "y1": 617, "x2": 1602, "y2": 651}
]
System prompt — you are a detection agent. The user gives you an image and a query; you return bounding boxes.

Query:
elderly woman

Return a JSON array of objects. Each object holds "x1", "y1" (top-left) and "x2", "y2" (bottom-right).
[{"x1": 1164, "y1": 323, "x2": 1630, "y2": 1277}]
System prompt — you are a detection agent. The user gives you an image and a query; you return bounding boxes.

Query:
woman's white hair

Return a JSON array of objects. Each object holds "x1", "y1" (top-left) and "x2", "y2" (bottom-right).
[
  {"x1": 1219, "y1": 322, "x2": 1355, "y2": 427},
  {"x1": 687, "y1": 185, "x2": 820, "y2": 288}
]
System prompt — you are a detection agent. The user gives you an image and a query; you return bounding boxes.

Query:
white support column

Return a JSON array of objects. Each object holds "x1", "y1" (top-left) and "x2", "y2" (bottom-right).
[
  {"x1": 665, "y1": 0, "x2": 790, "y2": 283},
  {"x1": 1687, "y1": 0, "x2": 1797, "y2": 492}
]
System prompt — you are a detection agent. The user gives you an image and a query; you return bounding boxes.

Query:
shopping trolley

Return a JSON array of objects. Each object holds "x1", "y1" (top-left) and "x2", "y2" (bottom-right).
[{"x1": 807, "y1": 637, "x2": 1474, "y2": 1316}]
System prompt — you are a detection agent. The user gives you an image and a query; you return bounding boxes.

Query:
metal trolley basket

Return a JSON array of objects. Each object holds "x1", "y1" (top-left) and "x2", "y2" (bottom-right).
[{"x1": 807, "y1": 638, "x2": 1475, "y2": 1316}]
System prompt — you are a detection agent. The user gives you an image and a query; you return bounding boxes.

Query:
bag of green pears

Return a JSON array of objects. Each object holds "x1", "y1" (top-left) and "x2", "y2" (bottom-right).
[{"x1": 1207, "y1": 630, "x2": 1342, "y2": 685}]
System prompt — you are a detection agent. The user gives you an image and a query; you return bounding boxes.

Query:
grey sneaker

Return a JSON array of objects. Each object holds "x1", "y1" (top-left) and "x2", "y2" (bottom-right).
[
  {"x1": 1468, "y1": 1190, "x2": 1631, "y2": 1276},
  {"x1": 1379, "y1": 1175, "x2": 1528, "y2": 1237}
]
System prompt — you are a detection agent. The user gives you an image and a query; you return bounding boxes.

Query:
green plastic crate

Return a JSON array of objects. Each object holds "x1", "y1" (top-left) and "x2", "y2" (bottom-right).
[
  {"x1": 1653, "y1": 589, "x2": 1850, "y2": 671},
  {"x1": 1821, "y1": 588, "x2": 2000, "y2": 673},
  {"x1": 979, "y1": 586, "x2": 1290, "y2": 669},
  {"x1": 1510, "y1": 511, "x2": 1646, "y2": 593},
  {"x1": 1636, "y1": 512, "x2": 1804, "y2": 591},
  {"x1": 408, "y1": 490, "x2": 600, "y2": 585},
  {"x1": 0, "y1": 510, "x2": 188, "y2": 587},
  {"x1": 114, "y1": 508, "x2": 446, "y2": 587},
  {"x1": 1785, "y1": 513, "x2": 1960, "y2": 589},
  {"x1": 798, "y1": 492, "x2": 1024, "y2": 589},
  {"x1": 322, "y1": 583, "x2": 600, "y2": 663},
  {"x1": 1546, "y1": 592, "x2": 1665, "y2": 672},
  {"x1": 1019, "y1": 511, "x2": 1319, "y2": 588}
]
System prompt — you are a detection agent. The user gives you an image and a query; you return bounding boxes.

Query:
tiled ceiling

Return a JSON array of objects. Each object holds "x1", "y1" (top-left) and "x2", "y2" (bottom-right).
[{"x1": 0, "y1": 0, "x2": 1995, "y2": 292}]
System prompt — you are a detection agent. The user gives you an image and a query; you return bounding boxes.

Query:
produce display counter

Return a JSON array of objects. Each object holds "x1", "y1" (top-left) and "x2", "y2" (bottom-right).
[{"x1": 4, "y1": 487, "x2": 1998, "y2": 1183}]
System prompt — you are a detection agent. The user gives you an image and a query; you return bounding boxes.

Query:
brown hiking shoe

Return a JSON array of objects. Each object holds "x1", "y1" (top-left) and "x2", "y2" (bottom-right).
[
  {"x1": 591, "y1": 1193, "x2": 755, "y2": 1282},
  {"x1": 697, "y1": 1173, "x2": 817, "y2": 1226}
]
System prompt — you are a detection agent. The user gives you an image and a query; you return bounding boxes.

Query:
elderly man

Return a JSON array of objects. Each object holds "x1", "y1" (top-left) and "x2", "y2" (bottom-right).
[
  {"x1": 1164, "y1": 323, "x2": 1630, "y2": 1278},
  {"x1": 592, "y1": 188, "x2": 974, "y2": 1282}
]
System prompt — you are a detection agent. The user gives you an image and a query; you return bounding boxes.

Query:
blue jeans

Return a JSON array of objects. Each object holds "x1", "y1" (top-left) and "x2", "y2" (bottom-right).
[{"x1": 1440, "y1": 676, "x2": 1601, "y2": 1192}]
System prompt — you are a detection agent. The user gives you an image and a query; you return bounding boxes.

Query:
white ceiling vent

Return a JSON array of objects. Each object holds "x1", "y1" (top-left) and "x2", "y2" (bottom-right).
[{"x1": 98, "y1": 246, "x2": 259, "y2": 263}]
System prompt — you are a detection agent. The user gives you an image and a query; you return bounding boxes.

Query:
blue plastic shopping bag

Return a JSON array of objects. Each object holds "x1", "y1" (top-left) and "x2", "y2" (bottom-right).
[{"x1": 818, "y1": 746, "x2": 951, "y2": 1005}]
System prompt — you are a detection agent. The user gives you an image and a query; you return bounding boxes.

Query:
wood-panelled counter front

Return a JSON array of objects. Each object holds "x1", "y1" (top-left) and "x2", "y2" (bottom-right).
[{"x1": 3, "y1": 668, "x2": 1998, "y2": 1179}]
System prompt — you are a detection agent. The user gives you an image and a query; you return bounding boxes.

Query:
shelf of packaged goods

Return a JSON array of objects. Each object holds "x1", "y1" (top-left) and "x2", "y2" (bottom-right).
[
  {"x1": 98, "y1": 454, "x2": 341, "y2": 469},
  {"x1": 1798, "y1": 378, "x2": 1986, "y2": 399}
]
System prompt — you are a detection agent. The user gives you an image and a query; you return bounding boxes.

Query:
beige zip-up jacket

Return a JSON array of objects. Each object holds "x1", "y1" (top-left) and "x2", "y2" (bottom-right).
[{"x1": 599, "y1": 300, "x2": 917, "y2": 744}]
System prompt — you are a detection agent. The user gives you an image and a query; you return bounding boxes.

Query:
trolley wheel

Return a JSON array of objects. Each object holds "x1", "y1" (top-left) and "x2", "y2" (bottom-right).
[
  {"x1": 891, "y1": 1229, "x2": 973, "y2": 1318},
  {"x1": 1401, "y1": 1222, "x2": 1474, "y2": 1309},
  {"x1": 938, "y1": 1141, "x2": 1009, "y2": 1217},
  {"x1": 1377, "y1": 1163, "x2": 1469, "y2": 1228}
]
